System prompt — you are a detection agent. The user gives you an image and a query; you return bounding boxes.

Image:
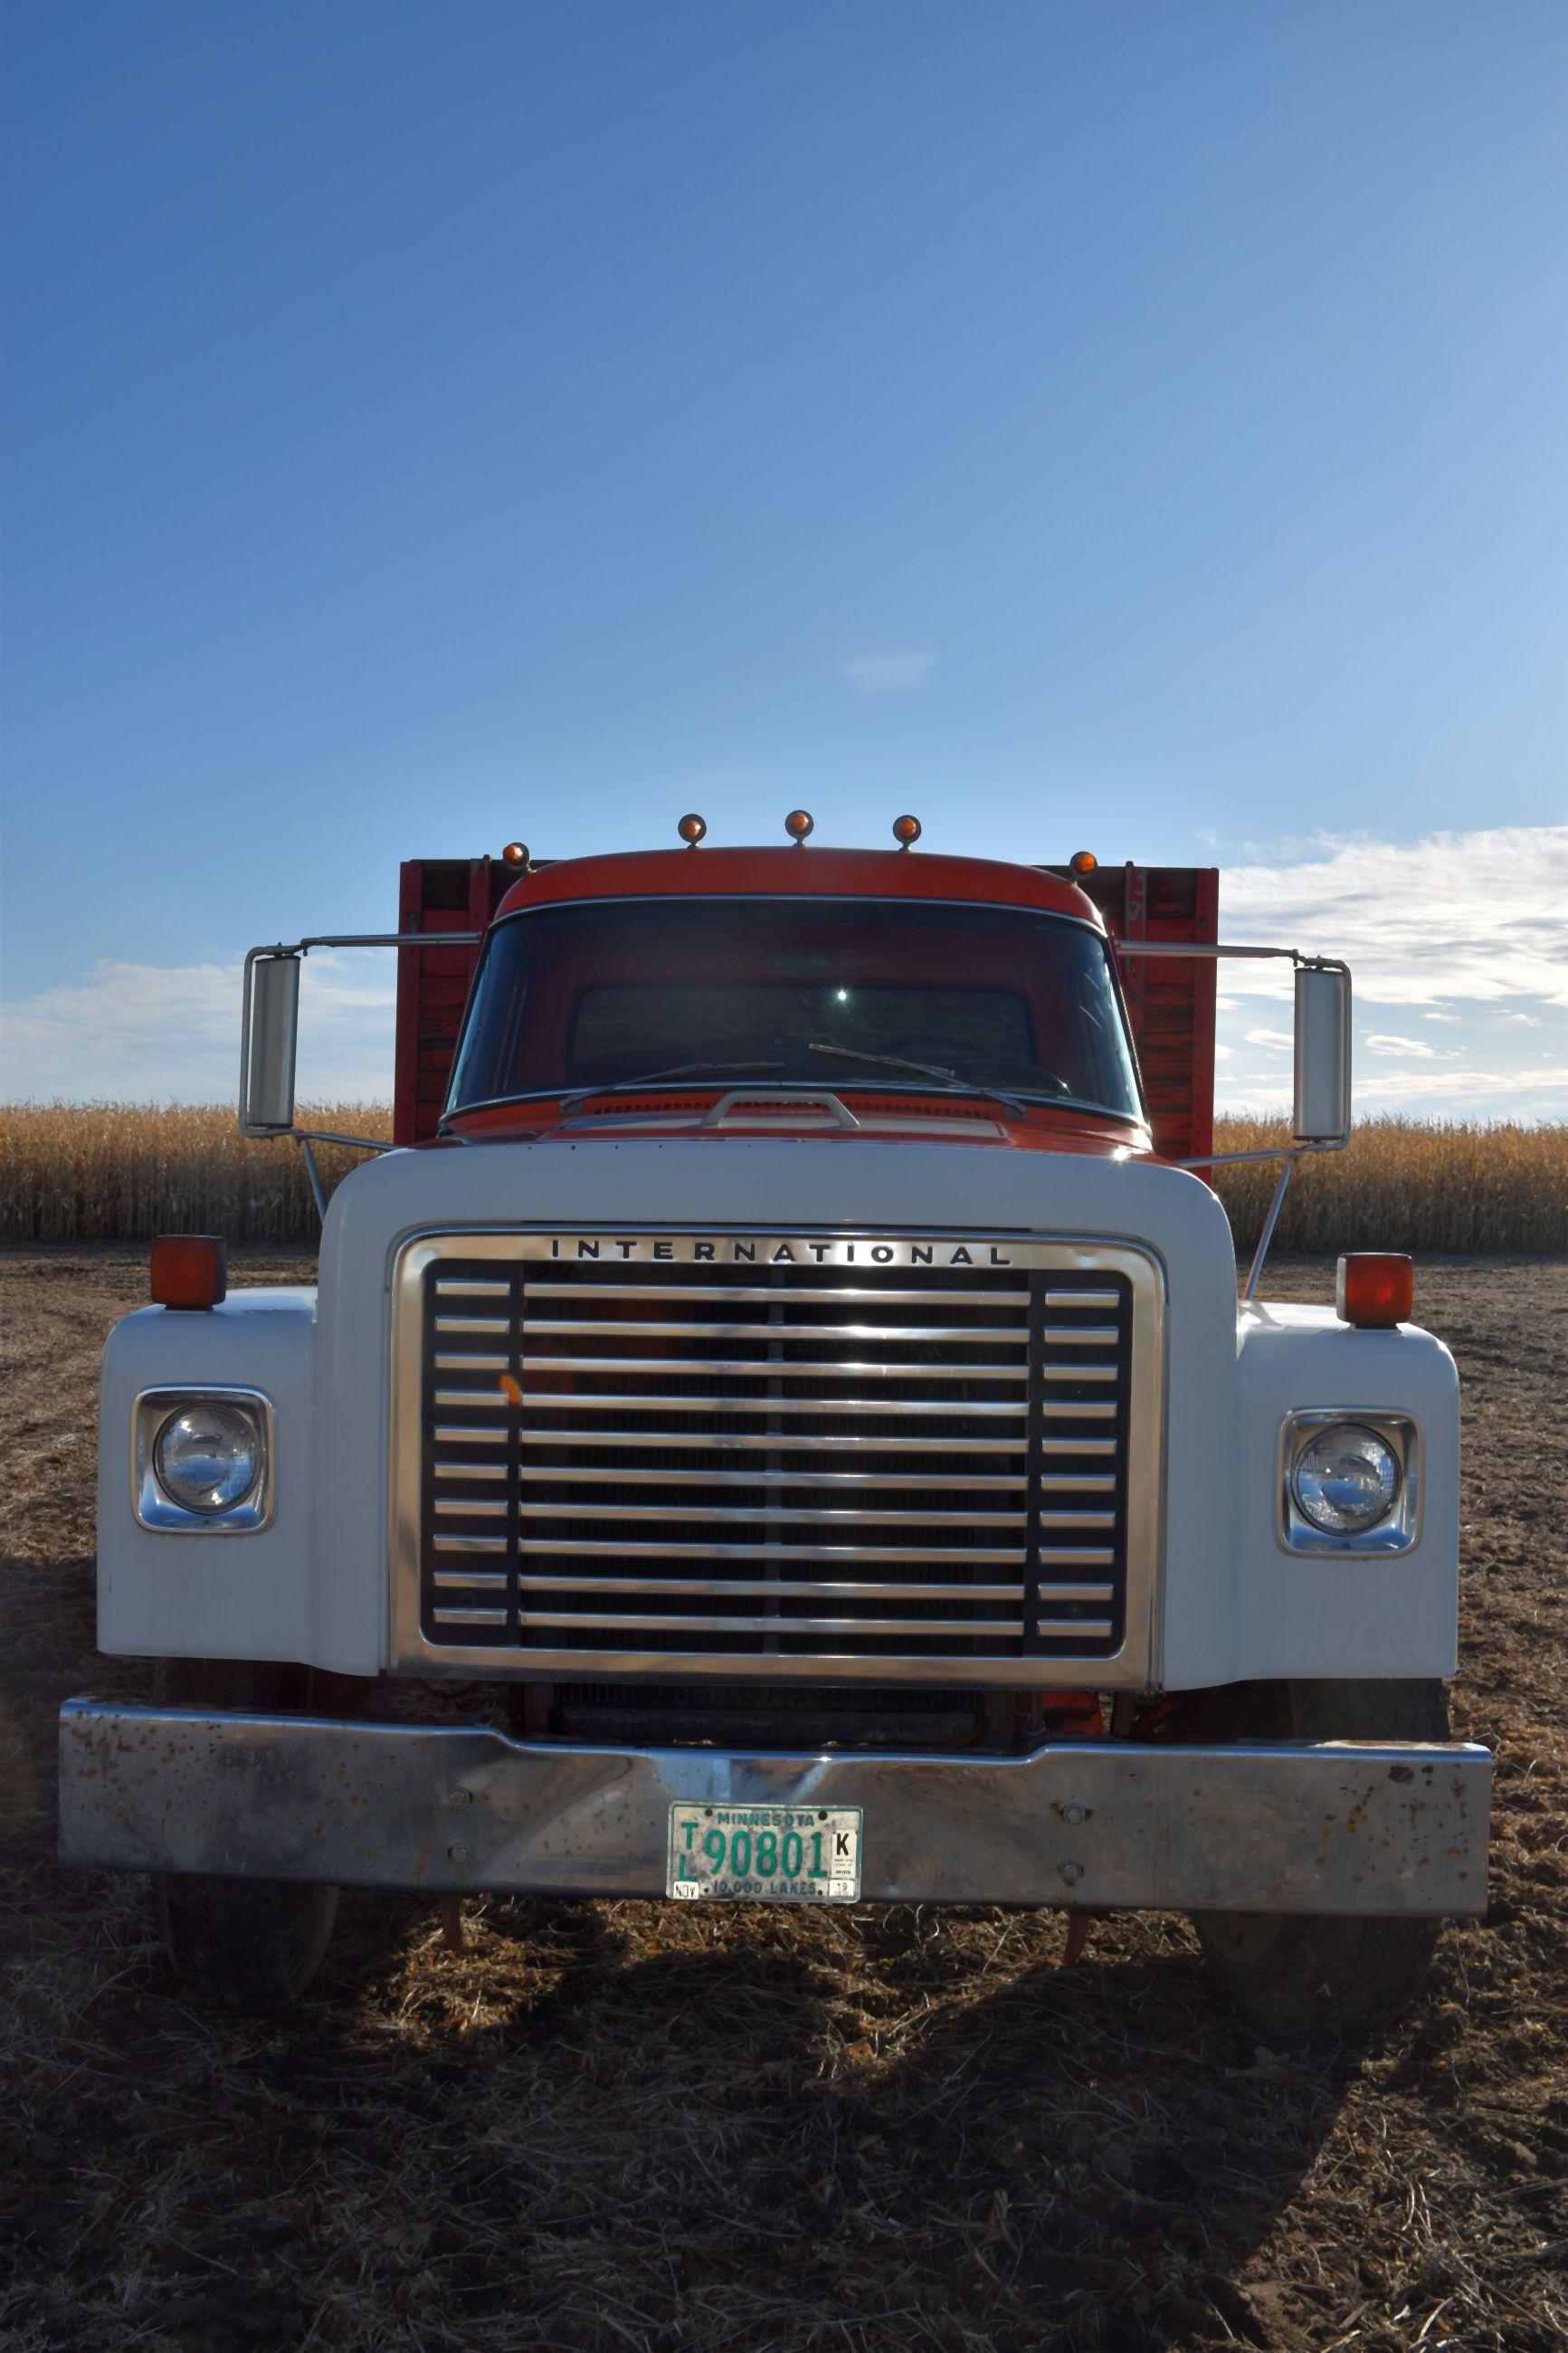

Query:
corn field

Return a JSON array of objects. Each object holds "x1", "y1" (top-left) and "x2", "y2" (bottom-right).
[
  {"x1": 1, "y1": 1101, "x2": 1563, "y2": 1251},
  {"x1": 1204, "y1": 1113, "x2": 1566, "y2": 1254},
  {"x1": 0, "y1": 1103, "x2": 393, "y2": 1246}
]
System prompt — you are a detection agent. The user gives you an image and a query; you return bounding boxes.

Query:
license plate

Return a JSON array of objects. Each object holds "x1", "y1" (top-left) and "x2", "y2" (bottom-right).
[{"x1": 666, "y1": 1803, "x2": 862, "y2": 1902}]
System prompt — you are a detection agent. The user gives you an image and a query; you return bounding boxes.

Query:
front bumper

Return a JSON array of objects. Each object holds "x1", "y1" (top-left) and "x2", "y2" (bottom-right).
[{"x1": 58, "y1": 1700, "x2": 1490, "y2": 1915}]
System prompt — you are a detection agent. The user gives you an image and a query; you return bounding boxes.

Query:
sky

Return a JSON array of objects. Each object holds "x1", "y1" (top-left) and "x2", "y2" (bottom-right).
[{"x1": 3, "y1": 1, "x2": 1564, "y2": 1119}]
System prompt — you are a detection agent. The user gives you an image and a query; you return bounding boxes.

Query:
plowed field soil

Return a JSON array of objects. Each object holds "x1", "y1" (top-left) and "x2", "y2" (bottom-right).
[{"x1": 2, "y1": 1249, "x2": 1563, "y2": 2353}]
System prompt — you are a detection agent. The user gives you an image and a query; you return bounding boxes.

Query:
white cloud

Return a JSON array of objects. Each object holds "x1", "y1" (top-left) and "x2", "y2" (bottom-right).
[
  {"x1": 1364, "y1": 1034, "x2": 1458, "y2": 1060},
  {"x1": 1219, "y1": 824, "x2": 1568, "y2": 1010},
  {"x1": 1213, "y1": 824, "x2": 1568, "y2": 1120},
  {"x1": 1334, "y1": 1064, "x2": 1568, "y2": 1105},
  {"x1": 840, "y1": 652, "x2": 935, "y2": 693},
  {"x1": 1244, "y1": 1027, "x2": 1294, "y2": 1051},
  {"x1": 1221, "y1": 1065, "x2": 1568, "y2": 1108},
  {"x1": 1, "y1": 954, "x2": 394, "y2": 1103}
]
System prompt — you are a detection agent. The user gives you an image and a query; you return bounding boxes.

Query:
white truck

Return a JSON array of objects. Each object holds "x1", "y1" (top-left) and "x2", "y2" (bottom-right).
[{"x1": 60, "y1": 821, "x2": 1490, "y2": 2029}]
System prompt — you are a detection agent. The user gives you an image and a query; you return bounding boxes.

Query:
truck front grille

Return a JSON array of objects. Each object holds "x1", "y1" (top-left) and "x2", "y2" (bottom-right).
[{"x1": 399, "y1": 1233, "x2": 1159, "y2": 1682}]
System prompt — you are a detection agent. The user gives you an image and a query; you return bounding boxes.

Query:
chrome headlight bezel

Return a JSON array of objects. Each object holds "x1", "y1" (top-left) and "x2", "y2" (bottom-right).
[
  {"x1": 133, "y1": 1387, "x2": 275, "y2": 1533},
  {"x1": 1278, "y1": 1410, "x2": 1420, "y2": 1555}
]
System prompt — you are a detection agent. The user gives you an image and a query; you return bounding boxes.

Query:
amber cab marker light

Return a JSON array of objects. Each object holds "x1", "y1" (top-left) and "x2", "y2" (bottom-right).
[
  {"x1": 892, "y1": 814, "x2": 922, "y2": 849},
  {"x1": 151, "y1": 1235, "x2": 228, "y2": 1311},
  {"x1": 678, "y1": 813, "x2": 707, "y2": 846},
  {"x1": 501, "y1": 841, "x2": 530, "y2": 867},
  {"x1": 1069, "y1": 850, "x2": 1098, "y2": 878},
  {"x1": 1337, "y1": 1253, "x2": 1413, "y2": 1329},
  {"x1": 784, "y1": 808, "x2": 814, "y2": 843}
]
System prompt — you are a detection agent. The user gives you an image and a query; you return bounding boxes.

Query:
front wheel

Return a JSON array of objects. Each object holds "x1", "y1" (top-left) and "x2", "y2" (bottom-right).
[
  {"x1": 152, "y1": 1873, "x2": 338, "y2": 2012},
  {"x1": 149, "y1": 1660, "x2": 338, "y2": 2012},
  {"x1": 1184, "y1": 1677, "x2": 1451, "y2": 2040}
]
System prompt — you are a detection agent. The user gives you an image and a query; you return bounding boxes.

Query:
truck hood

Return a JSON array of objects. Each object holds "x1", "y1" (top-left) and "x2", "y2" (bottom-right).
[{"x1": 325, "y1": 1129, "x2": 1234, "y2": 1278}]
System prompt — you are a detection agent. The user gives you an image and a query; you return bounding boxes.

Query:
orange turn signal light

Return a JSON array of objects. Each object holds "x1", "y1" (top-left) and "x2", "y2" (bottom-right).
[
  {"x1": 1336, "y1": 1253, "x2": 1413, "y2": 1329},
  {"x1": 1069, "y1": 850, "x2": 1098, "y2": 878},
  {"x1": 151, "y1": 1235, "x2": 228, "y2": 1311},
  {"x1": 501, "y1": 841, "x2": 530, "y2": 867}
]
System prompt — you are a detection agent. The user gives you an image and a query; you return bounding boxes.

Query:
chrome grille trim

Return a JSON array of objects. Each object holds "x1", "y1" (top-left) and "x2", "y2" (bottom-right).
[
  {"x1": 518, "y1": 1429, "x2": 1028, "y2": 1452},
  {"x1": 514, "y1": 1466, "x2": 1029, "y2": 1489},
  {"x1": 516, "y1": 1355, "x2": 1032, "y2": 1381},
  {"x1": 521, "y1": 1282, "x2": 1030, "y2": 1305},
  {"x1": 510, "y1": 1393, "x2": 1031, "y2": 1419},
  {"x1": 391, "y1": 1231, "x2": 1163, "y2": 1686},
  {"x1": 516, "y1": 1611, "x2": 1028, "y2": 1635},
  {"x1": 525, "y1": 1319, "x2": 1032, "y2": 1345},
  {"x1": 517, "y1": 1539, "x2": 1031, "y2": 1562},
  {"x1": 514, "y1": 1501, "x2": 1030, "y2": 1526},
  {"x1": 516, "y1": 1576, "x2": 1030, "y2": 1599}
]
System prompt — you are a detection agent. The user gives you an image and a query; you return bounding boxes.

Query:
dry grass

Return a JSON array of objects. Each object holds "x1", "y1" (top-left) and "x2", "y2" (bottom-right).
[{"x1": 2, "y1": 1101, "x2": 1564, "y2": 1252}]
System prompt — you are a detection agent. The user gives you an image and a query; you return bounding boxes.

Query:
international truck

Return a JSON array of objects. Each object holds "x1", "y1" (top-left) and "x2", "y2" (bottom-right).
[{"x1": 59, "y1": 815, "x2": 1491, "y2": 2032}]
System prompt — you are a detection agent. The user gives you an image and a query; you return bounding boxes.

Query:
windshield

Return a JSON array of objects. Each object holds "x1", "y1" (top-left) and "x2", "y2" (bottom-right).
[{"x1": 445, "y1": 897, "x2": 1145, "y2": 1122}]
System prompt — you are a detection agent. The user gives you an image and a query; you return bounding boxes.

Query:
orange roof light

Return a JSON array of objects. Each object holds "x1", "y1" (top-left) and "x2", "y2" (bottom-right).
[
  {"x1": 1069, "y1": 850, "x2": 1098, "y2": 878},
  {"x1": 152, "y1": 1235, "x2": 228, "y2": 1311},
  {"x1": 678, "y1": 813, "x2": 707, "y2": 845},
  {"x1": 501, "y1": 841, "x2": 530, "y2": 868},
  {"x1": 784, "y1": 809, "x2": 814, "y2": 844},
  {"x1": 1336, "y1": 1253, "x2": 1413, "y2": 1329},
  {"x1": 892, "y1": 814, "x2": 922, "y2": 849}
]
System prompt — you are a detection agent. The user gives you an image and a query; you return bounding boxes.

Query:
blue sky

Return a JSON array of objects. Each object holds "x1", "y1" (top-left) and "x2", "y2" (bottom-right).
[{"x1": 3, "y1": 1, "x2": 1564, "y2": 1114}]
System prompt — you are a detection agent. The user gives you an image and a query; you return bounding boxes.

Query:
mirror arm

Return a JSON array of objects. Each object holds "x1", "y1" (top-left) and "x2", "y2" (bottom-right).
[
  {"x1": 293, "y1": 1126, "x2": 398, "y2": 1154},
  {"x1": 1176, "y1": 1137, "x2": 1350, "y2": 1169},
  {"x1": 296, "y1": 1135, "x2": 328, "y2": 1224},
  {"x1": 293, "y1": 932, "x2": 482, "y2": 952},
  {"x1": 1240, "y1": 1150, "x2": 1300, "y2": 1300},
  {"x1": 1114, "y1": 941, "x2": 1306, "y2": 961}
]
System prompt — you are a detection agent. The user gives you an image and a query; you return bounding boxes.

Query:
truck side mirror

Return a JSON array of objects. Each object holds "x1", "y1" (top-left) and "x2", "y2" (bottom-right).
[
  {"x1": 1293, "y1": 964, "x2": 1351, "y2": 1147},
  {"x1": 241, "y1": 952, "x2": 301, "y2": 1134}
]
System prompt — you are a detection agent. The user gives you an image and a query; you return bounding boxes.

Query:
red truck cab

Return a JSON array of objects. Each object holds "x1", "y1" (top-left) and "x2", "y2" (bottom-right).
[{"x1": 395, "y1": 843, "x2": 1219, "y2": 1162}]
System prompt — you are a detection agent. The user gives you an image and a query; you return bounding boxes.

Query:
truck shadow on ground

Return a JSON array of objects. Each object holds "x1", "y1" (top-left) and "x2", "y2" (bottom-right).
[{"x1": 291, "y1": 1888, "x2": 1383, "y2": 2351}]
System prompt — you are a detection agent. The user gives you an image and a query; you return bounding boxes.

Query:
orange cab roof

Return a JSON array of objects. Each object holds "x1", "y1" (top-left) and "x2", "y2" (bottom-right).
[{"x1": 495, "y1": 843, "x2": 1102, "y2": 926}]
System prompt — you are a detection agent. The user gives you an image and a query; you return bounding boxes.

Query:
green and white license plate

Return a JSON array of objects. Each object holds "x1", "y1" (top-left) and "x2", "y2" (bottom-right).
[{"x1": 667, "y1": 1803, "x2": 862, "y2": 1902}]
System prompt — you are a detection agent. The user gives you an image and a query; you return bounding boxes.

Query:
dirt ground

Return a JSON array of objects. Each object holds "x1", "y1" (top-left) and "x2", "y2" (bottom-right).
[{"x1": 1, "y1": 1247, "x2": 1563, "y2": 2353}]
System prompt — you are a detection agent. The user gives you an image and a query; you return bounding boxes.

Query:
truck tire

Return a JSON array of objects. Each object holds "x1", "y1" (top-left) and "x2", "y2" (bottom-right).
[
  {"x1": 1183, "y1": 1676, "x2": 1451, "y2": 2042},
  {"x1": 149, "y1": 1660, "x2": 338, "y2": 2012}
]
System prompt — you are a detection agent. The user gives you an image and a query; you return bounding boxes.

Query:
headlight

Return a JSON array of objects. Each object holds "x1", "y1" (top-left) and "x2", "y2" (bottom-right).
[
  {"x1": 153, "y1": 1403, "x2": 261, "y2": 1515},
  {"x1": 1289, "y1": 1422, "x2": 1401, "y2": 1536}
]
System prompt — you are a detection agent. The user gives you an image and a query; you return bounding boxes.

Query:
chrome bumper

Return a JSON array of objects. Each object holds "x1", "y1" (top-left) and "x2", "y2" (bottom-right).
[{"x1": 58, "y1": 1699, "x2": 1490, "y2": 1915}]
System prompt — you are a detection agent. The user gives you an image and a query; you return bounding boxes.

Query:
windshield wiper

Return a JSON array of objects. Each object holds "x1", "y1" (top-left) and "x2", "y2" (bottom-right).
[
  {"x1": 560, "y1": 1060, "x2": 785, "y2": 1112},
  {"x1": 806, "y1": 1042, "x2": 1029, "y2": 1116}
]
